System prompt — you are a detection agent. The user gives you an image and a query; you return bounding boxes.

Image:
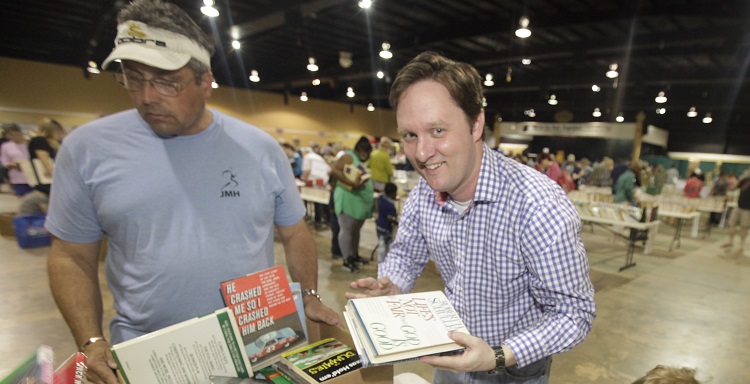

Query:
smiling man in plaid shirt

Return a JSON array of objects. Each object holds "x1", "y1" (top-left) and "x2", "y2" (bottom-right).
[{"x1": 347, "y1": 52, "x2": 595, "y2": 384}]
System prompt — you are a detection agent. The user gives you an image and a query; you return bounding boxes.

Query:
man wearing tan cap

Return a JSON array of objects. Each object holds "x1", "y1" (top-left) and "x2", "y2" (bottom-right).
[{"x1": 46, "y1": 1, "x2": 339, "y2": 382}]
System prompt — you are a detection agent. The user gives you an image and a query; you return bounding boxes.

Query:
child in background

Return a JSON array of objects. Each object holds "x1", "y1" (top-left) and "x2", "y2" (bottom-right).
[{"x1": 376, "y1": 183, "x2": 399, "y2": 263}]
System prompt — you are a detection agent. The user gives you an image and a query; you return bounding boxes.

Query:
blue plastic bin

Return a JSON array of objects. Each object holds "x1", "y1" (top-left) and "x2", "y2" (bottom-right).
[{"x1": 13, "y1": 214, "x2": 52, "y2": 248}]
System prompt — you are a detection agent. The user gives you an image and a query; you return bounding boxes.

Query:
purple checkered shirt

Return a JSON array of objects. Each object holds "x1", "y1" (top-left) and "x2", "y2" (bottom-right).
[{"x1": 379, "y1": 144, "x2": 596, "y2": 368}]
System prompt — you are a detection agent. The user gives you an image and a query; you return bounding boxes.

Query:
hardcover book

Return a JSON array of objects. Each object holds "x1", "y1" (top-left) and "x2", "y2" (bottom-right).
[
  {"x1": 220, "y1": 266, "x2": 307, "y2": 370},
  {"x1": 279, "y1": 338, "x2": 362, "y2": 383},
  {"x1": 343, "y1": 290, "x2": 468, "y2": 367},
  {"x1": 110, "y1": 307, "x2": 251, "y2": 384}
]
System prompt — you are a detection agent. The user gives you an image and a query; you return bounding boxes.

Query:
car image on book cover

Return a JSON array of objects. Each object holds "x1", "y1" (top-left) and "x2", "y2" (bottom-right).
[{"x1": 343, "y1": 290, "x2": 468, "y2": 367}]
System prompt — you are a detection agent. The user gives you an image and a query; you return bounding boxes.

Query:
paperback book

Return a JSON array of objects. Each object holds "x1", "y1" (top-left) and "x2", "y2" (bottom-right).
[
  {"x1": 53, "y1": 352, "x2": 86, "y2": 384},
  {"x1": 343, "y1": 290, "x2": 468, "y2": 367},
  {"x1": 278, "y1": 338, "x2": 362, "y2": 383},
  {"x1": 110, "y1": 307, "x2": 251, "y2": 384},
  {"x1": 220, "y1": 266, "x2": 307, "y2": 370},
  {"x1": 0, "y1": 345, "x2": 54, "y2": 384},
  {"x1": 339, "y1": 164, "x2": 370, "y2": 191}
]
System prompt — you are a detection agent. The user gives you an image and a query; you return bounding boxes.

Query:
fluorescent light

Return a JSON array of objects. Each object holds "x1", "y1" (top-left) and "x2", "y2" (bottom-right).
[
  {"x1": 606, "y1": 64, "x2": 618, "y2": 78},
  {"x1": 379, "y1": 42, "x2": 393, "y2": 59},
  {"x1": 655, "y1": 91, "x2": 667, "y2": 103},
  {"x1": 484, "y1": 74, "x2": 494, "y2": 87},
  {"x1": 515, "y1": 17, "x2": 531, "y2": 38},
  {"x1": 248, "y1": 70, "x2": 259, "y2": 82},
  {"x1": 200, "y1": 5, "x2": 219, "y2": 17},
  {"x1": 307, "y1": 57, "x2": 318, "y2": 72}
]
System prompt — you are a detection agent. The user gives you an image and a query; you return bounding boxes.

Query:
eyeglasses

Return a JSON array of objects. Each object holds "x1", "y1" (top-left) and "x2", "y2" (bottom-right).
[{"x1": 114, "y1": 71, "x2": 192, "y2": 97}]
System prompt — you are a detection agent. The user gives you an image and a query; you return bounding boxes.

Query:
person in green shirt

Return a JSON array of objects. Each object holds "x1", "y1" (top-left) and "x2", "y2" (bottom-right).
[
  {"x1": 330, "y1": 136, "x2": 374, "y2": 272},
  {"x1": 366, "y1": 137, "x2": 395, "y2": 192}
]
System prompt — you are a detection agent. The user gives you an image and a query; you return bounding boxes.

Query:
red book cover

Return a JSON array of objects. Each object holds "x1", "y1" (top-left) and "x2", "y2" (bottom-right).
[
  {"x1": 53, "y1": 352, "x2": 86, "y2": 384},
  {"x1": 220, "y1": 266, "x2": 307, "y2": 370}
]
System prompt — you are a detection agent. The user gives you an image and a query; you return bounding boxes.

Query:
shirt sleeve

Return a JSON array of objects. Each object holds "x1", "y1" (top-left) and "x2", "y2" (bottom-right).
[
  {"x1": 45, "y1": 142, "x2": 103, "y2": 243},
  {"x1": 377, "y1": 189, "x2": 430, "y2": 293},
  {"x1": 503, "y1": 195, "x2": 596, "y2": 367}
]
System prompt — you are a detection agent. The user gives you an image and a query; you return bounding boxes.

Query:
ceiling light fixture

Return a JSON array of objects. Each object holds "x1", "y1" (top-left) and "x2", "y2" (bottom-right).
[
  {"x1": 346, "y1": 87, "x2": 355, "y2": 98},
  {"x1": 702, "y1": 113, "x2": 712, "y2": 124},
  {"x1": 655, "y1": 91, "x2": 667, "y2": 103},
  {"x1": 506, "y1": 67, "x2": 512, "y2": 83},
  {"x1": 376, "y1": 70, "x2": 384, "y2": 79},
  {"x1": 515, "y1": 17, "x2": 531, "y2": 38},
  {"x1": 86, "y1": 61, "x2": 100, "y2": 74},
  {"x1": 656, "y1": 107, "x2": 666, "y2": 115},
  {"x1": 606, "y1": 64, "x2": 619, "y2": 79},
  {"x1": 591, "y1": 84, "x2": 600, "y2": 92},
  {"x1": 484, "y1": 74, "x2": 494, "y2": 87},
  {"x1": 482, "y1": 97, "x2": 488, "y2": 107},
  {"x1": 211, "y1": 81, "x2": 219, "y2": 89},
  {"x1": 307, "y1": 57, "x2": 318, "y2": 72},
  {"x1": 592, "y1": 108, "x2": 601, "y2": 117},
  {"x1": 379, "y1": 42, "x2": 393, "y2": 59},
  {"x1": 367, "y1": 103, "x2": 375, "y2": 111},
  {"x1": 339, "y1": 51, "x2": 353, "y2": 68},
  {"x1": 616, "y1": 113, "x2": 624, "y2": 122},
  {"x1": 201, "y1": 0, "x2": 219, "y2": 17},
  {"x1": 521, "y1": 58, "x2": 531, "y2": 65},
  {"x1": 548, "y1": 94, "x2": 558, "y2": 106},
  {"x1": 300, "y1": 92, "x2": 308, "y2": 102},
  {"x1": 248, "y1": 70, "x2": 260, "y2": 82},
  {"x1": 231, "y1": 40, "x2": 240, "y2": 50},
  {"x1": 358, "y1": 0, "x2": 372, "y2": 9},
  {"x1": 312, "y1": 78, "x2": 321, "y2": 86},
  {"x1": 687, "y1": 106, "x2": 698, "y2": 117},
  {"x1": 524, "y1": 109, "x2": 536, "y2": 118}
]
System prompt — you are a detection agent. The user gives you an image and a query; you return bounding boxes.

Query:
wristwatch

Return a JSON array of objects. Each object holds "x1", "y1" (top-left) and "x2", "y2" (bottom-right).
[
  {"x1": 487, "y1": 346, "x2": 506, "y2": 374},
  {"x1": 302, "y1": 289, "x2": 322, "y2": 302}
]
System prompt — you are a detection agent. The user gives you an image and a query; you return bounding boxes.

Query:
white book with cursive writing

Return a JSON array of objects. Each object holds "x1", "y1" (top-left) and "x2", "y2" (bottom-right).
[{"x1": 343, "y1": 290, "x2": 468, "y2": 367}]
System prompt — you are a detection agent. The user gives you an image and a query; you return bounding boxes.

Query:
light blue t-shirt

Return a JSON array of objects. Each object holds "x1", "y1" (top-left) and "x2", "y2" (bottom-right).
[{"x1": 46, "y1": 109, "x2": 306, "y2": 342}]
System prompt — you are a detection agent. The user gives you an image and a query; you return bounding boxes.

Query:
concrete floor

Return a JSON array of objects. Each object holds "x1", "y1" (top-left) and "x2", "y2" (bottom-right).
[{"x1": 1, "y1": 189, "x2": 748, "y2": 383}]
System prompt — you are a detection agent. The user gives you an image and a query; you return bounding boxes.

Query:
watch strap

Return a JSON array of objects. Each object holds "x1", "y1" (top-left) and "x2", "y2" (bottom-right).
[
  {"x1": 302, "y1": 289, "x2": 322, "y2": 301},
  {"x1": 487, "y1": 346, "x2": 506, "y2": 374},
  {"x1": 80, "y1": 336, "x2": 106, "y2": 351}
]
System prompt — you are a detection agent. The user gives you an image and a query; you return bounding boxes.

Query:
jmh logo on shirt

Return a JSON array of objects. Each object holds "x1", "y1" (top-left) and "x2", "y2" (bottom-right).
[{"x1": 220, "y1": 169, "x2": 240, "y2": 198}]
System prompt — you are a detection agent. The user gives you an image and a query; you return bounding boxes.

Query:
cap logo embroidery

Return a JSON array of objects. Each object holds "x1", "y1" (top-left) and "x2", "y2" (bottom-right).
[
  {"x1": 117, "y1": 23, "x2": 167, "y2": 48},
  {"x1": 127, "y1": 23, "x2": 146, "y2": 38}
]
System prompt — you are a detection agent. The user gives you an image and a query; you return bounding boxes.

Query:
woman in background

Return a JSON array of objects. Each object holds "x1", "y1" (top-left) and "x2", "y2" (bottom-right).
[
  {"x1": 0, "y1": 123, "x2": 33, "y2": 196},
  {"x1": 28, "y1": 118, "x2": 65, "y2": 194}
]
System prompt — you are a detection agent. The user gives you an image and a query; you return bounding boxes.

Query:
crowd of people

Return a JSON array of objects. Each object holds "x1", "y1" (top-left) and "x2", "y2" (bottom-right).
[{"x1": 0, "y1": 119, "x2": 64, "y2": 216}]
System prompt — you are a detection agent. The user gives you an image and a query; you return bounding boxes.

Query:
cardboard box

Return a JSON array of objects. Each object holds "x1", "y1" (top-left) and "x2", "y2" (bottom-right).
[
  {"x1": 0, "y1": 212, "x2": 15, "y2": 237},
  {"x1": 306, "y1": 320, "x2": 393, "y2": 384}
]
